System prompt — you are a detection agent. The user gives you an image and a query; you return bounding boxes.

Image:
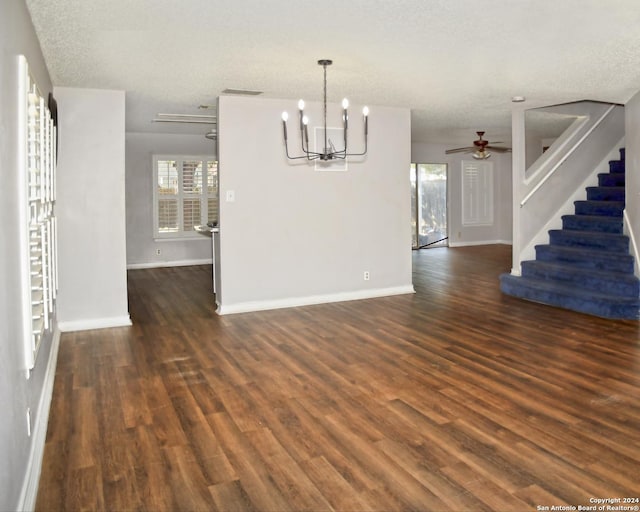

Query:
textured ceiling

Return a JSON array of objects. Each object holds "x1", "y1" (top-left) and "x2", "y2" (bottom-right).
[{"x1": 25, "y1": 0, "x2": 640, "y2": 145}]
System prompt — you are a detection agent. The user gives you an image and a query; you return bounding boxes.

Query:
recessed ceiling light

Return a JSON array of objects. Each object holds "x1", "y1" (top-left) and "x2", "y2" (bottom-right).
[{"x1": 511, "y1": 96, "x2": 526, "y2": 103}]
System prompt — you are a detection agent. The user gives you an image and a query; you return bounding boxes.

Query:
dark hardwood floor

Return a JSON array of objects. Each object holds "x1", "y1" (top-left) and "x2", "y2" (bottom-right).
[{"x1": 36, "y1": 245, "x2": 640, "y2": 511}]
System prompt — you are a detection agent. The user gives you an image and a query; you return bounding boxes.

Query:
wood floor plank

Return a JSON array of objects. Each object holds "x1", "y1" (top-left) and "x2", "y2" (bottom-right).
[
  {"x1": 375, "y1": 437, "x2": 491, "y2": 512},
  {"x1": 36, "y1": 245, "x2": 640, "y2": 511},
  {"x1": 208, "y1": 480, "x2": 258, "y2": 512},
  {"x1": 298, "y1": 455, "x2": 376, "y2": 512},
  {"x1": 205, "y1": 412, "x2": 294, "y2": 512},
  {"x1": 243, "y1": 428, "x2": 334, "y2": 512}
]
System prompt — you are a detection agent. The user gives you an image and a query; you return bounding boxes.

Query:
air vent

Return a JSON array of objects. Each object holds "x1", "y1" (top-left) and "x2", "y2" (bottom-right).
[
  {"x1": 152, "y1": 113, "x2": 216, "y2": 125},
  {"x1": 221, "y1": 89, "x2": 263, "y2": 96}
]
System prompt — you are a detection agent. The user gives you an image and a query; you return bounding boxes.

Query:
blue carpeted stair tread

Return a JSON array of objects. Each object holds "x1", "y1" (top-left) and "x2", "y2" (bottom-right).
[
  {"x1": 535, "y1": 244, "x2": 635, "y2": 273},
  {"x1": 561, "y1": 214, "x2": 623, "y2": 233},
  {"x1": 500, "y1": 274, "x2": 639, "y2": 304},
  {"x1": 586, "y1": 186, "x2": 625, "y2": 201},
  {"x1": 574, "y1": 200, "x2": 625, "y2": 217},
  {"x1": 548, "y1": 229, "x2": 629, "y2": 252},
  {"x1": 609, "y1": 160, "x2": 625, "y2": 173},
  {"x1": 500, "y1": 274, "x2": 640, "y2": 320},
  {"x1": 521, "y1": 260, "x2": 639, "y2": 296},
  {"x1": 598, "y1": 172, "x2": 625, "y2": 186}
]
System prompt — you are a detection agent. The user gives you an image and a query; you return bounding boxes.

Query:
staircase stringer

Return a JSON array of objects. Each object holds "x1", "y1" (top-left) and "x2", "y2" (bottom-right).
[{"x1": 623, "y1": 209, "x2": 640, "y2": 277}]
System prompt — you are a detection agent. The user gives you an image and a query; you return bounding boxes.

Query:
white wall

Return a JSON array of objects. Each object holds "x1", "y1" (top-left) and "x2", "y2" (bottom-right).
[
  {"x1": 216, "y1": 96, "x2": 413, "y2": 313},
  {"x1": 624, "y1": 91, "x2": 640, "y2": 271},
  {"x1": 55, "y1": 87, "x2": 131, "y2": 331},
  {"x1": 125, "y1": 132, "x2": 215, "y2": 267},
  {"x1": 0, "y1": 2, "x2": 58, "y2": 510},
  {"x1": 411, "y1": 142, "x2": 513, "y2": 246}
]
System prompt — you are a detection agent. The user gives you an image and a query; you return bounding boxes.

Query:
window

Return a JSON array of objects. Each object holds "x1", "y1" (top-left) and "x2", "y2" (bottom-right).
[{"x1": 153, "y1": 156, "x2": 218, "y2": 238}]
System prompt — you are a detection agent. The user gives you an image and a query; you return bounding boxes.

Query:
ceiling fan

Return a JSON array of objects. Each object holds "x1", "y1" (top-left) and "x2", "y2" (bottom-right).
[{"x1": 445, "y1": 131, "x2": 511, "y2": 159}]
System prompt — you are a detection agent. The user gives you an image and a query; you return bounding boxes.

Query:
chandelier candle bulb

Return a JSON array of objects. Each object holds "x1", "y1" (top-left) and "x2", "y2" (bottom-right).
[
  {"x1": 363, "y1": 106, "x2": 369, "y2": 135},
  {"x1": 302, "y1": 116, "x2": 309, "y2": 145},
  {"x1": 298, "y1": 100, "x2": 305, "y2": 131},
  {"x1": 281, "y1": 112, "x2": 288, "y2": 141}
]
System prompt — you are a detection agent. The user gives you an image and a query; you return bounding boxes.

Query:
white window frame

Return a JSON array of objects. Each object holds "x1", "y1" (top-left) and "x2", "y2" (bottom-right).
[{"x1": 152, "y1": 155, "x2": 217, "y2": 239}]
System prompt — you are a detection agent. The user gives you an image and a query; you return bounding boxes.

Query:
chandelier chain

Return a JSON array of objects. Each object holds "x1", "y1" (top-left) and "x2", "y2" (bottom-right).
[{"x1": 323, "y1": 62, "x2": 328, "y2": 154}]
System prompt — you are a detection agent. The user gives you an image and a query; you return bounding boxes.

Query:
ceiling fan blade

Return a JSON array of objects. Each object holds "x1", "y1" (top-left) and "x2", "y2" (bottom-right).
[
  {"x1": 485, "y1": 146, "x2": 512, "y2": 152},
  {"x1": 445, "y1": 147, "x2": 474, "y2": 154}
]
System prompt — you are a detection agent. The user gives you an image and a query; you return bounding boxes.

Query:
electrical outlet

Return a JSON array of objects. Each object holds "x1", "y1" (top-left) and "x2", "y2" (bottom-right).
[
  {"x1": 156, "y1": 249, "x2": 161, "y2": 255},
  {"x1": 363, "y1": 271, "x2": 370, "y2": 281}
]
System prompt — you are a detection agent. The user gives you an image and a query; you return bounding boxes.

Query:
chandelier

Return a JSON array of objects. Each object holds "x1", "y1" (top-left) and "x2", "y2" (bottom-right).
[{"x1": 281, "y1": 59, "x2": 368, "y2": 161}]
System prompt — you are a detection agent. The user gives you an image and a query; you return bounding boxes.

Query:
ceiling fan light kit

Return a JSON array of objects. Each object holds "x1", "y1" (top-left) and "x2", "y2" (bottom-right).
[
  {"x1": 281, "y1": 59, "x2": 368, "y2": 162},
  {"x1": 445, "y1": 131, "x2": 511, "y2": 160},
  {"x1": 473, "y1": 150, "x2": 491, "y2": 160}
]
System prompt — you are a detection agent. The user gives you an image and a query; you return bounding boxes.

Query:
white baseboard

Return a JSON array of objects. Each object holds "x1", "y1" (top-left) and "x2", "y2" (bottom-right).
[
  {"x1": 18, "y1": 326, "x2": 61, "y2": 512},
  {"x1": 58, "y1": 314, "x2": 132, "y2": 332},
  {"x1": 217, "y1": 285, "x2": 416, "y2": 315},
  {"x1": 127, "y1": 258, "x2": 212, "y2": 270}
]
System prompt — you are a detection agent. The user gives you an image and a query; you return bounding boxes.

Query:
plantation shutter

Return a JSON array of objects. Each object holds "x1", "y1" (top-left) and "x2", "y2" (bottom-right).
[
  {"x1": 182, "y1": 160, "x2": 203, "y2": 232},
  {"x1": 207, "y1": 160, "x2": 218, "y2": 223},
  {"x1": 157, "y1": 159, "x2": 179, "y2": 233},
  {"x1": 462, "y1": 160, "x2": 494, "y2": 226}
]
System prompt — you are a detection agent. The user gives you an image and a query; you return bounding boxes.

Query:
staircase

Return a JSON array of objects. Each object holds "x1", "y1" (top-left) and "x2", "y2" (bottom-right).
[{"x1": 500, "y1": 148, "x2": 640, "y2": 320}]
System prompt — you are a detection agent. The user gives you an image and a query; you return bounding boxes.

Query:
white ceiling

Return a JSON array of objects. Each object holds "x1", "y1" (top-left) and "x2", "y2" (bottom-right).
[{"x1": 24, "y1": 0, "x2": 640, "y2": 145}]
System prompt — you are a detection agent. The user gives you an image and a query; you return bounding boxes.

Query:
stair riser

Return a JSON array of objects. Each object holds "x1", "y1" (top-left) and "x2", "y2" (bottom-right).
[
  {"x1": 500, "y1": 276, "x2": 639, "y2": 320},
  {"x1": 574, "y1": 201, "x2": 624, "y2": 216},
  {"x1": 521, "y1": 264, "x2": 639, "y2": 297},
  {"x1": 535, "y1": 246, "x2": 635, "y2": 273},
  {"x1": 561, "y1": 216, "x2": 623, "y2": 234},
  {"x1": 549, "y1": 232, "x2": 629, "y2": 252},
  {"x1": 586, "y1": 187, "x2": 625, "y2": 201}
]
